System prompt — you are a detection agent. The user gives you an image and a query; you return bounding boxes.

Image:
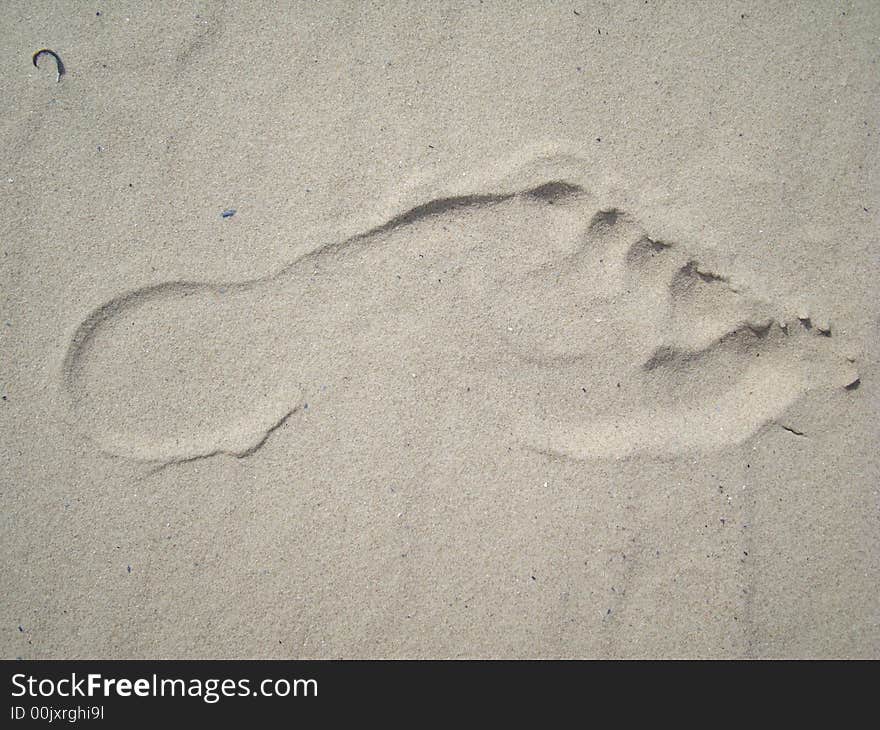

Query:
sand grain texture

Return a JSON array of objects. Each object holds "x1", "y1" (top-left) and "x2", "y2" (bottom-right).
[{"x1": 2, "y1": 1, "x2": 878, "y2": 658}]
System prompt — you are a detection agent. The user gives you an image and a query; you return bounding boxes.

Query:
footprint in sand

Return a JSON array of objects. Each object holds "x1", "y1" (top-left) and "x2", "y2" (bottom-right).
[{"x1": 61, "y1": 153, "x2": 859, "y2": 465}]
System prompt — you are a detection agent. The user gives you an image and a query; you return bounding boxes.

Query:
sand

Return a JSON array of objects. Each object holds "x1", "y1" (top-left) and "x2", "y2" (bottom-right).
[{"x1": 1, "y1": 1, "x2": 878, "y2": 659}]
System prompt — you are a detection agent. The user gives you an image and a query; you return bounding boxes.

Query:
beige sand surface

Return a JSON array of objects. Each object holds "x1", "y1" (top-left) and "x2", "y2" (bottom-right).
[{"x1": 2, "y1": 1, "x2": 878, "y2": 658}]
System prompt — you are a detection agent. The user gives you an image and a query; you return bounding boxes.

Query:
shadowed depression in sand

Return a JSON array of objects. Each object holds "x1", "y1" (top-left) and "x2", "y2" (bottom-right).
[{"x1": 60, "y1": 155, "x2": 859, "y2": 466}]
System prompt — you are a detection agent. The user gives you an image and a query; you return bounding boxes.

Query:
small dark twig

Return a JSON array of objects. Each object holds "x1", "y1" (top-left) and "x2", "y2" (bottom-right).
[{"x1": 32, "y1": 49, "x2": 65, "y2": 82}]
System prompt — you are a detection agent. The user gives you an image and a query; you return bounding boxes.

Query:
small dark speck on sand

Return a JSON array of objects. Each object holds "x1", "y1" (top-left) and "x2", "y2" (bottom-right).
[
  {"x1": 18, "y1": 625, "x2": 24, "y2": 632},
  {"x1": 127, "y1": 565, "x2": 132, "y2": 573},
  {"x1": 221, "y1": 208, "x2": 236, "y2": 218}
]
